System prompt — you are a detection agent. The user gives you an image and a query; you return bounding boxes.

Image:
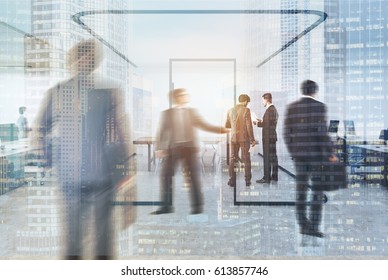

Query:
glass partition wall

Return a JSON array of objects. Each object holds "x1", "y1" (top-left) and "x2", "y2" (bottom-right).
[{"x1": 1, "y1": 0, "x2": 388, "y2": 259}]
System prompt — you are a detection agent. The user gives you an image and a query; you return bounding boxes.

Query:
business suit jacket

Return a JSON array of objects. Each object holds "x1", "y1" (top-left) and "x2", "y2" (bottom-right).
[
  {"x1": 283, "y1": 96, "x2": 333, "y2": 162},
  {"x1": 225, "y1": 104, "x2": 255, "y2": 144},
  {"x1": 156, "y1": 106, "x2": 226, "y2": 210},
  {"x1": 257, "y1": 104, "x2": 278, "y2": 143},
  {"x1": 33, "y1": 76, "x2": 133, "y2": 258},
  {"x1": 34, "y1": 79, "x2": 131, "y2": 183},
  {"x1": 156, "y1": 107, "x2": 225, "y2": 151}
]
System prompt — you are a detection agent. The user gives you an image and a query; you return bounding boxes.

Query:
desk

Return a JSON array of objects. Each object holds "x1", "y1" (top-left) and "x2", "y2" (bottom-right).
[
  {"x1": 133, "y1": 137, "x2": 225, "y2": 172},
  {"x1": 0, "y1": 141, "x2": 30, "y2": 195},
  {"x1": 0, "y1": 140, "x2": 30, "y2": 156},
  {"x1": 133, "y1": 137, "x2": 156, "y2": 172},
  {"x1": 200, "y1": 137, "x2": 223, "y2": 172},
  {"x1": 349, "y1": 144, "x2": 388, "y2": 185},
  {"x1": 353, "y1": 145, "x2": 388, "y2": 153},
  {"x1": 201, "y1": 138, "x2": 223, "y2": 148}
]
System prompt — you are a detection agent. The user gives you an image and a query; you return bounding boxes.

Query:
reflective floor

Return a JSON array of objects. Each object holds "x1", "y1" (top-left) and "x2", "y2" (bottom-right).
[{"x1": 1, "y1": 151, "x2": 388, "y2": 259}]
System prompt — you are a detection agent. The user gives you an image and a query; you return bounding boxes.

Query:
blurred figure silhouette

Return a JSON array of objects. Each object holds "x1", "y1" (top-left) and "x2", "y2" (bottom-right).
[
  {"x1": 225, "y1": 94, "x2": 256, "y2": 187},
  {"x1": 152, "y1": 88, "x2": 229, "y2": 215},
  {"x1": 33, "y1": 39, "x2": 132, "y2": 259},
  {"x1": 253, "y1": 93, "x2": 278, "y2": 183},
  {"x1": 17, "y1": 106, "x2": 29, "y2": 139},
  {"x1": 284, "y1": 80, "x2": 338, "y2": 238}
]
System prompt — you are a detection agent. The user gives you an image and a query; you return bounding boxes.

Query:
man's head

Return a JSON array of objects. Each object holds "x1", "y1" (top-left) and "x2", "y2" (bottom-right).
[
  {"x1": 170, "y1": 88, "x2": 189, "y2": 105},
  {"x1": 67, "y1": 39, "x2": 103, "y2": 74},
  {"x1": 19, "y1": 106, "x2": 26, "y2": 115},
  {"x1": 300, "y1": 80, "x2": 319, "y2": 96},
  {"x1": 262, "y1": 92, "x2": 272, "y2": 106},
  {"x1": 238, "y1": 94, "x2": 250, "y2": 107}
]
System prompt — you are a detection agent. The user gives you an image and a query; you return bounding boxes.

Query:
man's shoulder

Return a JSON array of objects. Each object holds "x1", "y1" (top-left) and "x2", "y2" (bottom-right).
[
  {"x1": 300, "y1": 96, "x2": 325, "y2": 106},
  {"x1": 226, "y1": 105, "x2": 250, "y2": 118},
  {"x1": 268, "y1": 105, "x2": 278, "y2": 112},
  {"x1": 227, "y1": 105, "x2": 239, "y2": 114},
  {"x1": 163, "y1": 107, "x2": 196, "y2": 115},
  {"x1": 44, "y1": 79, "x2": 74, "y2": 97},
  {"x1": 306, "y1": 98, "x2": 326, "y2": 111},
  {"x1": 286, "y1": 100, "x2": 299, "y2": 110},
  {"x1": 158, "y1": 109, "x2": 171, "y2": 120},
  {"x1": 288, "y1": 97, "x2": 325, "y2": 107}
]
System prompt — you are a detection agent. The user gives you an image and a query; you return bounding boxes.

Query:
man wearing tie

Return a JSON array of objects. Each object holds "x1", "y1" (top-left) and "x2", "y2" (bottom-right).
[
  {"x1": 152, "y1": 88, "x2": 229, "y2": 215},
  {"x1": 254, "y1": 93, "x2": 279, "y2": 184}
]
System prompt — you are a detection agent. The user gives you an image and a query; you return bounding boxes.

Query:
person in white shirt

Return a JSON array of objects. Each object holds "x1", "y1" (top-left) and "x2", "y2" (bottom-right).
[{"x1": 17, "y1": 106, "x2": 28, "y2": 139}]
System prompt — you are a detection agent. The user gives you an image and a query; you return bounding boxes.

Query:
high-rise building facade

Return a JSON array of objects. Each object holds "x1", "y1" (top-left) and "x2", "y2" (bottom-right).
[
  {"x1": 0, "y1": 2, "x2": 30, "y2": 124},
  {"x1": 329, "y1": 0, "x2": 388, "y2": 138},
  {"x1": 245, "y1": 0, "x2": 326, "y2": 170},
  {"x1": 132, "y1": 75, "x2": 153, "y2": 140}
]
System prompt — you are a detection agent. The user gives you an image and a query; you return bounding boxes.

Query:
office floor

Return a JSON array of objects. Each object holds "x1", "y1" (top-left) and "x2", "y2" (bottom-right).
[{"x1": 1, "y1": 151, "x2": 388, "y2": 259}]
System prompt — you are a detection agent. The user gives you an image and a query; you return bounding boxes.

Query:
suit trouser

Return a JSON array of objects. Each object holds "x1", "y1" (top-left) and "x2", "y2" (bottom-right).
[
  {"x1": 229, "y1": 142, "x2": 252, "y2": 183},
  {"x1": 160, "y1": 147, "x2": 203, "y2": 210},
  {"x1": 262, "y1": 141, "x2": 278, "y2": 180},
  {"x1": 294, "y1": 161, "x2": 325, "y2": 231},
  {"x1": 63, "y1": 180, "x2": 114, "y2": 259}
]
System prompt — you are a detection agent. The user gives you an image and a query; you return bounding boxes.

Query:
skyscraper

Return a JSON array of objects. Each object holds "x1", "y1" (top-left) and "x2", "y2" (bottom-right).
[{"x1": 331, "y1": 0, "x2": 388, "y2": 138}]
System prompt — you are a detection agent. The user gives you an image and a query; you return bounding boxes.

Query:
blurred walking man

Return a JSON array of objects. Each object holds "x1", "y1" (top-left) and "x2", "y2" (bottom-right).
[
  {"x1": 284, "y1": 80, "x2": 337, "y2": 238},
  {"x1": 152, "y1": 88, "x2": 229, "y2": 215}
]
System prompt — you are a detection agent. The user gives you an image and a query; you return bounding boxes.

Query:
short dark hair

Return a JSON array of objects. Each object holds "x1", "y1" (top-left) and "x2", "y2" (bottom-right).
[
  {"x1": 19, "y1": 106, "x2": 26, "y2": 114},
  {"x1": 262, "y1": 92, "x2": 272, "y2": 102},
  {"x1": 301, "y1": 80, "x2": 319, "y2": 96},
  {"x1": 238, "y1": 94, "x2": 250, "y2": 103}
]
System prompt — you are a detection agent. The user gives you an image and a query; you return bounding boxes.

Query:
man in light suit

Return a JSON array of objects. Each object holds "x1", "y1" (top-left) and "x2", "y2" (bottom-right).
[
  {"x1": 225, "y1": 94, "x2": 256, "y2": 187},
  {"x1": 152, "y1": 88, "x2": 229, "y2": 215},
  {"x1": 254, "y1": 92, "x2": 279, "y2": 184},
  {"x1": 283, "y1": 80, "x2": 337, "y2": 238}
]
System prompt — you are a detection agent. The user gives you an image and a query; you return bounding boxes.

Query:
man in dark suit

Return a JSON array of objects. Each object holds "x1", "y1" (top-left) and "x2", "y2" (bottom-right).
[
  {"x1": 254, "y1": 92, "x2": 278, "y2": 184},
  {"x1": 283, "y1": 80, "x2": 337, "y2": 238},
  {"x1": 225, "y1": 94, "x2": 256, "y2": 187},
  {"x1": 152, "y1": 88, "x2": 229, "y2": 215}
]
